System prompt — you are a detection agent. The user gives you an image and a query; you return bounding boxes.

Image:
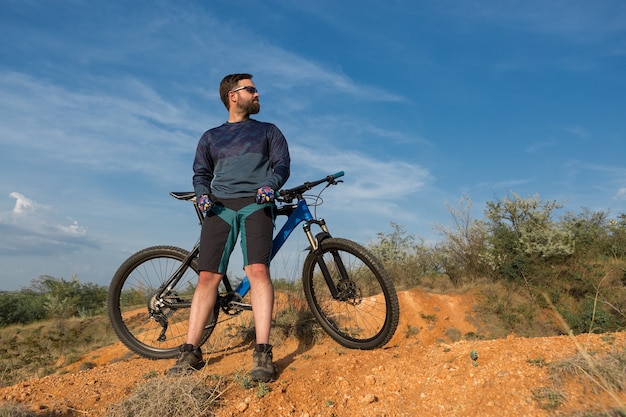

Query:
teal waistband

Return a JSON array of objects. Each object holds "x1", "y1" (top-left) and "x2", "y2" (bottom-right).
[{"x1": 211, "y1": 202, "x2": 273, "y2": 224}]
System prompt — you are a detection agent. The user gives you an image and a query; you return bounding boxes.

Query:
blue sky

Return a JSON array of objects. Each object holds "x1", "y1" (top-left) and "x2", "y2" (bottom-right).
[{"x1": 1, "y1": 0, "x2": 625, "y2": 291}]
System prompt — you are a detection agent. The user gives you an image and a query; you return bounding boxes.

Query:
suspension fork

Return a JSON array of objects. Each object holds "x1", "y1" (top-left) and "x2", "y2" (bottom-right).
[
  {"x1": 302, "y1": 218, "x2": 329, "y2": 252},
  {"x1": 304, "y1": 219, "x2": 351, "y2": 300}
]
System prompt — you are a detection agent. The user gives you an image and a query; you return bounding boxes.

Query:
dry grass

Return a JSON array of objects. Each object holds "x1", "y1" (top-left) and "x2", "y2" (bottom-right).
[
  {"x1": 550, "y1": 345, "x2": 626, "y2": 394},
  {"x1": 0, "y1": 316, "x2": 117, "y2": 387},
  {"x1": 0, "y1": 402, "x2": 71, "y2": 417},
  {"x1": 542, "y1": 292, "x2": 626, "y2": 416},
  {"x1": 106, "y1": 374, "x2": 229, "y2": 417}
]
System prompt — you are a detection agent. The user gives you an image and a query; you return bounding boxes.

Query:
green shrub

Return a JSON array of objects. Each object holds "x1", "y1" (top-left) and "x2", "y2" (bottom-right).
[
  {"x1": 0, "y1": 290, "x2": 46, "y2": 326},
  {"x1": 0, "y1": 275, "x2": 107, "y2": 328},
  {"x1": 561, "y1": 297, "x2": 616, "y2": 335}
]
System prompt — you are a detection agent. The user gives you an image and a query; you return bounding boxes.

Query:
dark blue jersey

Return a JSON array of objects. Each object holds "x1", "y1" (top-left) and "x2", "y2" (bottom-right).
[{"x1": 193, "y1": 119, "x2": 290, "y2": 199}]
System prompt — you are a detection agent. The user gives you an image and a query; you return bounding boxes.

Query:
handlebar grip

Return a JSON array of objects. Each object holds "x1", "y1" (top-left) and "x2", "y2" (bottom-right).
[{"x1": 277, "y1": 170, "x2": 345, "y2": 200}]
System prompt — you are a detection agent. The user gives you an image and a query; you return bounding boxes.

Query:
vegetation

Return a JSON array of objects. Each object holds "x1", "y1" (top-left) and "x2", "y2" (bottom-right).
[
  {"x1": 0, "y1": 402, "x2": 53, "y2": 417},
  {"x1": 0, "y1": 315, "x2": 117, "y2": 387},
  {"x1": 106, "y1": 374, "x2": 227, "y2": 417},
  {"x1": 0, "y1": 275, "x2": 116, "y2": 387},
  {"x1": 368, "y1": 193, "x2": 626, "y2": 337},
  {"x1": 0, "y1": 274, "x2": 107, "y2": 327}
]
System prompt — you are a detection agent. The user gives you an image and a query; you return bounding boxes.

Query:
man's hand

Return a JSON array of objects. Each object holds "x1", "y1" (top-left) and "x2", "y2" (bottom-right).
[
  {"x1": 256, "y1": 186, "x2": 275, "y2": 204},
  {"x1": 197, "y1": 194, "x2": 214, "y2": 214}
]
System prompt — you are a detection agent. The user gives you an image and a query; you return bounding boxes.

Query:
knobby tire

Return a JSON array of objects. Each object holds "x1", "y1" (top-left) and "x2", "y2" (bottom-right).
[
  {"x1": 107, "y1": 246, "x2": 217, "y2": 359},
  {"x1": 302, "y1": 238, "x2": 400, "y2": 349}
]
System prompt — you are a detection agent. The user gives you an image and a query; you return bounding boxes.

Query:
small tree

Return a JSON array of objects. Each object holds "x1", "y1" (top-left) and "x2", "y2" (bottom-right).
[
  {"x1": 369, "y1": 222, "x2": 415, "y2": 265},
  {"x1": 607, "y1": 213, "x2": 626, "y2": 260},
  {"x1": 31, "y1": 275, "x2": 107, "y2": 319},
  {"x1": 483, "y1": 192, "x2": 574, "y2": 287},
  {"x1": 368, "y1": 223, "x2": 425, "y2": 289},
  {"x1": 562, "y1": 208, "x2": 611, "y2": 260},
  {"x1": 435, "y1": 194, "x2": 489, "y2": 285}
]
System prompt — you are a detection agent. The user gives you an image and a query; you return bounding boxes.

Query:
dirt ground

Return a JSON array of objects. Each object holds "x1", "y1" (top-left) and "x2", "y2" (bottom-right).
[{"x1": 1, "y1": 287, "x2": 625, "y2": 416}]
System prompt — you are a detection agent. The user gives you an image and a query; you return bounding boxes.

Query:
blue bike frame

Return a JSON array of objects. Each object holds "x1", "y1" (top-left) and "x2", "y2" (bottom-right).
[{"x1": 233, "y1": 198, "x2": 323, "y2": 298}]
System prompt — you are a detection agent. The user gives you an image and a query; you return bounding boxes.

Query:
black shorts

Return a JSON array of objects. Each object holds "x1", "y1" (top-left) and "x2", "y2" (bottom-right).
[{"x1": 198, "y1": 196, "x2": 275, "y2": 274}]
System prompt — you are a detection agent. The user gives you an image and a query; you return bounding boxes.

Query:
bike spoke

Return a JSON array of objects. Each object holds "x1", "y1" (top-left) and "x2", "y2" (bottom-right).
[
  {"x1": 119, "y1": 257, "x2": 196, "y2": 349},
  {"x1": 108, "y1": 246, "x2": 218, "y2": 359},
  {"x1": 304, "y1": 238, "x2": 399, "y2": 349}
]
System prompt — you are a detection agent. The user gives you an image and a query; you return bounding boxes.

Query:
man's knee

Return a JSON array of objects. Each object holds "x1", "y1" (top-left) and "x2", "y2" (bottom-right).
[
  {"x1": 245, "y1": 263, "x2": 271, "y2": 280},
  {"x1": 199, "y1": 270, "x2": 223, "y2": 286}
]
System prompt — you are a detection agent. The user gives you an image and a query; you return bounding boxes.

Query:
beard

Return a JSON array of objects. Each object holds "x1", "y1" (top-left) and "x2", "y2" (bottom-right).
[{"x1": 240, "y1": 99, "x2": 260, "y2": 115}]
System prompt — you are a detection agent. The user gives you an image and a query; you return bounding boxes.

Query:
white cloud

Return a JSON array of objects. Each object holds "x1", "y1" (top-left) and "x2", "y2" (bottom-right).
[
  {"x1": 0, "y1": 71, "x2": 212, "y2": 191},
  {"x1": 290, "y1": 144, "x2": 429, "y2": 196},
  {"x1": 615, "y1": 188, "x2": 626, "y2": 200},
  {"x1": 286, "y1": 144, "x2": 431, "y2": 232},
  {"x1": 56, "y1": 220, "x2": 87, "y2": 237},
  {"x1": 255, "y1": 55, "x2": 406, "y2": 103},
  {"x1": 9, "y1": 192, "x2": 37, "y2": 215},
  {"x1": 0, "y1": 193, "x2": 96, "y2": 256}
]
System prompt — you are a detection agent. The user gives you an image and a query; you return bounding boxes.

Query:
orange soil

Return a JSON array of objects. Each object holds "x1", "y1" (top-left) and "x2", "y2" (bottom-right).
[{"x1": 1, "y1": 288, "x2": 624, "y2": 416}]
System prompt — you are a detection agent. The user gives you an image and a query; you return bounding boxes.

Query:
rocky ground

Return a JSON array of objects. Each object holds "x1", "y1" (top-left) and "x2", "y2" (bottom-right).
[{"x1": 1, "y1": 288, "x2": 624, "y2": 416}]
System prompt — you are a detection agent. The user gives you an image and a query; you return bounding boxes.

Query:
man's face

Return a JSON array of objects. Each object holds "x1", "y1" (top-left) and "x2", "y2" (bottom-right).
[{"x1": 232, "y1": 81, "x2": 260, "y2": 115}]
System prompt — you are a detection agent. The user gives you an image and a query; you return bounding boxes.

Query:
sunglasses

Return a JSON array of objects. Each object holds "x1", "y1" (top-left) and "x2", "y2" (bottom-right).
[{"x1": 230, "y1": 85, "x2": 258, "y2": 94}]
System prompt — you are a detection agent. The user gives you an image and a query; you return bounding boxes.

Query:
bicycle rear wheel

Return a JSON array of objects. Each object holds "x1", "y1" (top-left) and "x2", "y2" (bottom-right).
[
  {"x1": 302, "y1": 238, "x2": 399, "y2": 349},
  {"x1": 107, "y1": 246, "x2": 218, "y2": 359}
]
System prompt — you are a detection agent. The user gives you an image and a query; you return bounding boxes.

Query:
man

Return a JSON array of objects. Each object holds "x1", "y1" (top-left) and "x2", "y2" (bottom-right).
[{"x1": 168, "y1": 73, "x2": 290, "y2": 382}]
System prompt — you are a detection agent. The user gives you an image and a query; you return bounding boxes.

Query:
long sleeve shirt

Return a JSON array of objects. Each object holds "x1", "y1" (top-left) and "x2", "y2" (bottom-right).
[{"x1": 193, "y1": 119, "x2": 290, "y2": 199}]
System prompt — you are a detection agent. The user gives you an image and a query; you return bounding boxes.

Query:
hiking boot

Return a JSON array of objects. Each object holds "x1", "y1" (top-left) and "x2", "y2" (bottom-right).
[
  {"x1": 167, "y1": 344, "x2": 204, "y2": 376},
  {"x1": 250, "y1": 344, "x2": 276, "y2": 382}
]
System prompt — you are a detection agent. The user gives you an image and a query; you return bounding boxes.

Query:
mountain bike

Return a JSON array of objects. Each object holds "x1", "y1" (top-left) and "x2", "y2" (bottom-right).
[{"x1": 107, "y1": 171, "x2": 400, "y2": 360}]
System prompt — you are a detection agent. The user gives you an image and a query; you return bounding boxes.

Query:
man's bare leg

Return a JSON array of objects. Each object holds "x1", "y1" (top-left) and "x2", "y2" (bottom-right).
[
  {"x1": 246, "y1": 262, "x2": 276, "y2": 382},
  {"x1": 168, "y1": 270, "x2": 222, "y2": 375},
  {"x1": 245, "y1": 263, "x2": 274, "y2": 344},
  {"x1": 186, "y1": 270, "x2": 222, "y2": 347}
]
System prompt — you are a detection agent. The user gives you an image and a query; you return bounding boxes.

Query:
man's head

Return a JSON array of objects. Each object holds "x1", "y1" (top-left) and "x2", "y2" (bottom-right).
[{"x1": 219, "y1": 73, "x2": 260, "y2": 115}]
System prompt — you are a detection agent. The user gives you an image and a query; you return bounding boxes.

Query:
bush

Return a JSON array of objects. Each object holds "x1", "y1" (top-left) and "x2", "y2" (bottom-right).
[
  {"x1": 483, "y1": 192, "x2": 574, "y2": 287},
  {"x1": 0, "y1": 275, "x2": 107, "y2": 327},
  {"x1": 561, "y1": 297, "x2": 617, "y2": 335},
  {"x1": 33, "y1": 275, "x2": 107, "y2": 319},
  {"x1": 0, "y1": 290, "x2": 46, "y2": 326}
]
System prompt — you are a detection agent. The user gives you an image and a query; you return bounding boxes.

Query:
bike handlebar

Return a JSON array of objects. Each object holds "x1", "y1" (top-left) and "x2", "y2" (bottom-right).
[
  {"x1": 277, "y1": 171, "x2": 344, "y2": 203},
  {"x1": 170, "y1": 171, "x2": 345, "y2": 204}
]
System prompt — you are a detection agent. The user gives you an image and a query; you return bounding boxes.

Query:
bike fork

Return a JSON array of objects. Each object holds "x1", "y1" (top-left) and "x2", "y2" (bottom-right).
[{"x1": 304, "y1": 219, "x2": 351, "y2": 301}]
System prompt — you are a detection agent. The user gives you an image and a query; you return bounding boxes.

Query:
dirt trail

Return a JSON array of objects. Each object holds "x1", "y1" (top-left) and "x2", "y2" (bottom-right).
[{"x1": 1, "y1": 288, "x2": 624, "y2": 416}]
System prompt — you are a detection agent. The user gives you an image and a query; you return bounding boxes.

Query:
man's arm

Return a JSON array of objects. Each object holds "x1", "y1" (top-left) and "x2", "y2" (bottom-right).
[
  {"x1": 264, "y1": 124, "x2": 290, "y2": 191},
  {"x1": 192, "y1": 133, "x2": 215, "y2": 198}
]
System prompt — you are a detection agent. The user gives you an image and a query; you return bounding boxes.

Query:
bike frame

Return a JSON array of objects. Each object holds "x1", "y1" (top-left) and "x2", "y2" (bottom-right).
[{"x1": 233, "y1": 198, "x2": 330, "y2": 298}]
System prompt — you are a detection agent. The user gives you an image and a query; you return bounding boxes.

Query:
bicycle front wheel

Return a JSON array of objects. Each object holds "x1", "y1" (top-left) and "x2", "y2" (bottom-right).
[
  {"x1": 302, "y1": 238, "x2": 399, "y2": 349},
  {"x1": 107, "y1": 246, "x2": 218, "y2": 359}
]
